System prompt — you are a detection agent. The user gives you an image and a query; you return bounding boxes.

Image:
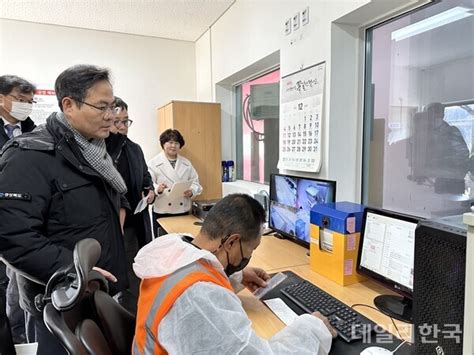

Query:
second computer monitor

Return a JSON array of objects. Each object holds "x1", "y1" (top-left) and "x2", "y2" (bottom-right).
[
  {"x1": 269, "y1": 173, "x2": 336, "y2": 246},
  {"x1": 357, "y1": 207, "x2": 419, "y2": 323}
]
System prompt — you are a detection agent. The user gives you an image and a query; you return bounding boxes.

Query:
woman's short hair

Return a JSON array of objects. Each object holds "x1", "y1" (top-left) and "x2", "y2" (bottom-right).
[{"x1": 159, "y1": 129, "x2": 185, "y2": 148}]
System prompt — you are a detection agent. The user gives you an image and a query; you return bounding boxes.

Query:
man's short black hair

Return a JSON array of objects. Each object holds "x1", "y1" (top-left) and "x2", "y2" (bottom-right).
[
  {"x1": 201, "y1": 194, "x2": 265, "y2": 242},
  {"x1": 114, "y1": 96, "x2": 128, "y2": 111},
  {"x1": 159, "y1": 129, "x2": 185, "y2": 148},
  {"x1": 0, "y1": 75, "x2": 36, "y2": 96},
  {"x1": 55, "y1": 64, "x2": 111, "y2": 111}
]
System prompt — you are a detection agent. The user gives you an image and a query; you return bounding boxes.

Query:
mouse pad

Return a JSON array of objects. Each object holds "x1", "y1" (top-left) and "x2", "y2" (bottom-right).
[{"x1": 260, "y1": 271, "x2": 414, "y2": 355}]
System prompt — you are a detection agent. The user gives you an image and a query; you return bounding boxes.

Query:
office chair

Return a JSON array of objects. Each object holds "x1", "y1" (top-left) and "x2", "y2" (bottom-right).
[{"x1": 36, "y1": 238, "x2": 136, "y2": 355}]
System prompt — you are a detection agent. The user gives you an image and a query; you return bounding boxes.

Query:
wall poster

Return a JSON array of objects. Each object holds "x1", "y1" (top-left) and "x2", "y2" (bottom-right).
[
  {"x1": 31, "y1": 85, "x2": 59, "y2": 125},
  {"x1": 278, "y1": 61, "x2": 326, "y2": 172}
]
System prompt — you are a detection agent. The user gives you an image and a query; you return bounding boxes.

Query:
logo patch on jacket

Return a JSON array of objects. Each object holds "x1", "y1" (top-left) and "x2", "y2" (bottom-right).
[{"x1": 0, "y1": 192, "x2": 31, "y2": 201}]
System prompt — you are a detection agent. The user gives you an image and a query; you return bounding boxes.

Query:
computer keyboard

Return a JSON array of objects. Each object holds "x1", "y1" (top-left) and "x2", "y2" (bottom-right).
[{"x1": 281, "y1": 280, "x2": 376, "y2": 343}]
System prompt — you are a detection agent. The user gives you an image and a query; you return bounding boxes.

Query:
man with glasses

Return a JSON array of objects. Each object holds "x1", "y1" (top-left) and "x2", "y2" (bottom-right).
[
  {"x1": 0, "y1": 75, "x2": 36, "y2": 147},
  {"x1": 106, "y1": 96, "x2": 155, "y2": 310},
  {"x1": 0, "y1": 75, "x2": 37, "y2": 353},
  {"x1": 0, "y1": 65, "x2": 128, "y2": 354},
  {"x1": 133, "y1": 194, "x2": 336, "y2": 354}
]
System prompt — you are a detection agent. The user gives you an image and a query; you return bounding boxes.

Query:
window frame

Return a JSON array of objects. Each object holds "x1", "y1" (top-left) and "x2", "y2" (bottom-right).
[
  {"x1": 361, "y1": 1, "x2": 450, "y2": 206},
  {"x1": 234, "y1": 66, "x2": 280, "y2": 184}
]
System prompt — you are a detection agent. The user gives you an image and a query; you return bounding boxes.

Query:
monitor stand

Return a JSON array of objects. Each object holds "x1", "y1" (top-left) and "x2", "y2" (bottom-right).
[{"x1": 374, "y1": 295, "x2": 413, "y2": 323}]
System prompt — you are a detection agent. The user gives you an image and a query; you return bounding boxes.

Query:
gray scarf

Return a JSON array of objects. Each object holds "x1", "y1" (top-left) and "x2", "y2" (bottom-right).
[{"x1": 56, "y1": 112, "x2": 127, "y2": 194}]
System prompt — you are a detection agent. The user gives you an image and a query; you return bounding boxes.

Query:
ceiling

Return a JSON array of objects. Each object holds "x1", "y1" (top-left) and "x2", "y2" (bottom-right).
[{"x1": 0, "y1": 0, "x2": 235, "y2": 42}]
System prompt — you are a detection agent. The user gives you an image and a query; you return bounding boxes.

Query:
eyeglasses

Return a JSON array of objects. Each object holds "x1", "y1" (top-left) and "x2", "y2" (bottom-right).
[
  {"x1": 165, "y1": 141, "x2": 180, "y2": 147},
  {"x1": 77, "y1": 100, "x2": 119, "y2": 115},
  {"x1": 113, "y1": 119, "x2": 133, "y2": 128},
  {"x1": 8, "y1": 94, "x2": 37, "y2": 104}
]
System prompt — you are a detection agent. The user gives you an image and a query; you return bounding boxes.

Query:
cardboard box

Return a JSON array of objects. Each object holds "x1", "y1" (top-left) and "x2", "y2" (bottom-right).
[{"x1": 310, "y1": 202, "x2": 366, "y2": 286}]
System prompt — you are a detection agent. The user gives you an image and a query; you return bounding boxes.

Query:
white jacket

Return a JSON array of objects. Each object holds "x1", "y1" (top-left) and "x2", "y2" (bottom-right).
[
  {"x1": 133, "y1": 234, "x2": 333, "y2": 355},
  {"x1": 147, "y1": 152, "x2": 202, "y2": 214}
]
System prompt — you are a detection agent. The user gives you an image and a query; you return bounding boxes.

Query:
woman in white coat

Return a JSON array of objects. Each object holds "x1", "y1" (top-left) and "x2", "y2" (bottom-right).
[{"x1": 148, "y1": 129, "x2": 202, "y2": 236}]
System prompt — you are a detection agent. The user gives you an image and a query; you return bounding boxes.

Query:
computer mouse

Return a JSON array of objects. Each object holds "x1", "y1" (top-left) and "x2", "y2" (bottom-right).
[{"x1": 360, "y1": 346, "x2": 392, "y2": 355}]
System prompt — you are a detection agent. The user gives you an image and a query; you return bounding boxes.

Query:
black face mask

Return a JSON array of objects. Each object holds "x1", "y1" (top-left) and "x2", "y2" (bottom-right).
[{"x1": 224, "y1": 239, "x2": 250, "y2": 276}]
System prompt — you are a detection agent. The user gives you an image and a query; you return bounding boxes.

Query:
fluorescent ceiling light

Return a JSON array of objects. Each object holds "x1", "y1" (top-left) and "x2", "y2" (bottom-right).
[{"x1": 391, "y1": 6, "x2": 473, "y2": 41}]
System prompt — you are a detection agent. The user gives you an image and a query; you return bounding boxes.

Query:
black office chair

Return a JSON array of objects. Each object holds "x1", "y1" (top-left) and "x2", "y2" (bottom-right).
[{"x1": 35, "y1": 238, "x2": 136, "y2": 355}]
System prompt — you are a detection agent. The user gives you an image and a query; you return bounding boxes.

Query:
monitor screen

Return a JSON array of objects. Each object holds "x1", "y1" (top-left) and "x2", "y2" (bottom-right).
[
  {"x1": 269, "y1": 173, "x2": 336, "y2": 246},
  {"x1": 357, "y1": 208, "x2": 421, "y2": 322}
]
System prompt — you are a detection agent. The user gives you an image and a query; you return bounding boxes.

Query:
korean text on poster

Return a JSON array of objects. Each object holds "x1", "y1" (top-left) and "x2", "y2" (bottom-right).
[{"x1": 278, "y1": 62, "x2": 326, "y2": 172}]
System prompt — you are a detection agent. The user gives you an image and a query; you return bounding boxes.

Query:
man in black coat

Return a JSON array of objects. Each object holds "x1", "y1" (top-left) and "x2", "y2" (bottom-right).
[
  {"x1": 106, "y1": 96, "x2": 154, "y2": 303},
  {"x1": 0, "y1": 75, "x2": 37, "y2": 353},
  {"x1": 0, "y1": 75, "x2": 36, "y2": 147},
  {"x1": 0, "y1": 65, "x2": 128, "y2": 355}
]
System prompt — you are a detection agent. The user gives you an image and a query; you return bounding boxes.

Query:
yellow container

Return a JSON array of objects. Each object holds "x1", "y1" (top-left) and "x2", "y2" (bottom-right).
[{"x1": 310, "y1": 224, "x2": 365, "y2": 286}]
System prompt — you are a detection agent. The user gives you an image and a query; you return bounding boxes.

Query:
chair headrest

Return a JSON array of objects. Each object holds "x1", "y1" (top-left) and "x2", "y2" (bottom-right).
[{"x1": 36, "y1": 238, "x2": 108, "y2": 312}]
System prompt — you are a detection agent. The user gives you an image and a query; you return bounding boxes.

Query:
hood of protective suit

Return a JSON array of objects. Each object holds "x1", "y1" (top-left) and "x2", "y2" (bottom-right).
[{"x1": 133, "y1": 233, "x2": 225, "y2": 279}]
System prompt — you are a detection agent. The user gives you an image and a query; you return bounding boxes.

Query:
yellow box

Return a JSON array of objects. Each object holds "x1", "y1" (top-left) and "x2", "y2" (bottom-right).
[{"x1": 310, "y1": 224, "x2": 365, "y2": 286}]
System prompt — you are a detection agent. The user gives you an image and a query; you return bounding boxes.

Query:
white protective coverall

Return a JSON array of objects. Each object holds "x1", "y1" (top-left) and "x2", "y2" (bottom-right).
[{"x1": 133, "y1": 233, "x2": 333, "y2": 354}]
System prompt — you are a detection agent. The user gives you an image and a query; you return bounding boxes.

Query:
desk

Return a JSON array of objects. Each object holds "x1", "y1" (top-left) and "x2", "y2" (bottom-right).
[
  {"x1": 158, "y1": 215, "x2": 412, "y2": 348},
  {"x1": 158, "y1": 214, "x2": 202, "y2": 236}
]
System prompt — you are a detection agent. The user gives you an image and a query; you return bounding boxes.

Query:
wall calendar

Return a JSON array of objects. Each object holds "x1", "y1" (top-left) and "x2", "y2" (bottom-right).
[{"x1": 278, "y1": 61, "x2": 326, "y2": 172}]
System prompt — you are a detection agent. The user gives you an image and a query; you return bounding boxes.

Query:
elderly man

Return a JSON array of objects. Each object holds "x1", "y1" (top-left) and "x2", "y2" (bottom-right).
[
  {"x1": 133, "y1": 194, "x2": 336, "y2": 354},
  {"x1": 0, "y1": 75, "x2": 37, "y2": 352},
  {"x1": 0, "y1": 65, "x2": 128, "y2": 355}
]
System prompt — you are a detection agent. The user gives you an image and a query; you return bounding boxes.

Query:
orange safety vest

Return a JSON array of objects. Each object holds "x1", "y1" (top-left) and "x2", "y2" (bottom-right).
[{"x1": 132, "y1": 260, "x2": 233, "y2": 354}]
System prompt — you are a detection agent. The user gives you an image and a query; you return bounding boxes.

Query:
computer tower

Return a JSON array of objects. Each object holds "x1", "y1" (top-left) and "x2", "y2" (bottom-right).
[{"x1": 413, "y1": 216, "x2": 467, "y2": 354}]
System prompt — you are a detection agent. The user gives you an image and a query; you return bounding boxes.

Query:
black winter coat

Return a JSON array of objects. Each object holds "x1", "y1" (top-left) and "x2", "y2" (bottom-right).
[
  {"x1": 106, "y1": 133, "x2": 154, "y2": 247},
  {"x1": 0, "y1": 113, "x2": 127, "y2": 315},
  {"x1": 0, "y1": 116, "x2": 36, "y2": 353}
]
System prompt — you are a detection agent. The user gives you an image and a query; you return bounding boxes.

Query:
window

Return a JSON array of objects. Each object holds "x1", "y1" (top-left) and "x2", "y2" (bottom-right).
[
  {"x1": 236, "y1": 69, "x2": 280, "y2": 184},
  {"x1": 363, "y1": 0, "x2": 474, "y2": 218}
]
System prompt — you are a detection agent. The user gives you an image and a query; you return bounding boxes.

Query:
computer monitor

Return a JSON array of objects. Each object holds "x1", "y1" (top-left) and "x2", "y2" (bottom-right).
[
  {"x1": 268, "y1": 173, "x2": 336, "y2": 247},
  {"x1": 357, "y1": 207, "x2": 420, "y2": 323}
]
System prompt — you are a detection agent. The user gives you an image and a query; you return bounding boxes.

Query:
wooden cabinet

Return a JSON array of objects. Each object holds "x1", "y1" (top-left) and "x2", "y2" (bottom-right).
[{"x1": 157, "y1": 101, "x2": 222, "y2": 200}]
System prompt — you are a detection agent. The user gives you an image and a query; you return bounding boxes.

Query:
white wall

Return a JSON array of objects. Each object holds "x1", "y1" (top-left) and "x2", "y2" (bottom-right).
[
  {"x1": 195, "y1": 0, "x2": 427, "y2": 202},
  {"x1": 0, "y1": 19, "x2": 196, "y2": 160},
  {"x1": 195, "y1": 30, "x2": 213, "y2": 102}
]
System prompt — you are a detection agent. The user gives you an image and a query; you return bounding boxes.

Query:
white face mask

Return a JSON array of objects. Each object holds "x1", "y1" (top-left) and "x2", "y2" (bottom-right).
[{"x1": 10, "y1": 101, "x2": 33, "y2": 121}]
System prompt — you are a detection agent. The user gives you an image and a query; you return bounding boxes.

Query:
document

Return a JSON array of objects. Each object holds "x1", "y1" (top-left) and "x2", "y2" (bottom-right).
[
  {"x1": 263, "y1": 298, "x2": 298, "y2": 325},
  {"x1": 253, "y1": 272, "x2": 288, "y2": 299},
  {"x1": 163, "y1": 180, "x2": 193, "y2": 200},
  {"x1": 134, "y1": 196, "x2": 149, "y2": 215}
]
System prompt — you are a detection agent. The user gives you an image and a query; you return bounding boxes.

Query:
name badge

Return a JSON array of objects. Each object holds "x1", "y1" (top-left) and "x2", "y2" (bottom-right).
[{"x1": 0, "y1": 192, "x2": 32, "y2": 201}]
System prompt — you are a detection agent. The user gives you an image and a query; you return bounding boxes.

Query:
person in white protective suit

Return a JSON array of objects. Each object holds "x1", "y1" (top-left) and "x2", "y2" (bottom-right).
[{"x1": 132, "y1": 193, "x2": 336, "y2": 355}]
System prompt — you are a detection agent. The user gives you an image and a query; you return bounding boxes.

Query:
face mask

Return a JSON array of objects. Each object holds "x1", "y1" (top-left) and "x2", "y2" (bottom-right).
[
  {"x1": 224, "y1": 239, "x2": 251, "y2": 276},
  {"x1": 10, "y1": 101, "x2": 33, "y2": 121}
]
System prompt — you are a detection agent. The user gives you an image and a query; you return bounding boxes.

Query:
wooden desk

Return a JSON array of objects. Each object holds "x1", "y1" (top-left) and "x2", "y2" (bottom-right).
[
  {"x1": 158, "y1": 214, "x2": 202, "y2": 236},
  {"x1": 158, "y1": 214, "x2": 412, "y2": 344},
  {"x1": 239, "y1": 266, "x2": 412, "y2": 341}
]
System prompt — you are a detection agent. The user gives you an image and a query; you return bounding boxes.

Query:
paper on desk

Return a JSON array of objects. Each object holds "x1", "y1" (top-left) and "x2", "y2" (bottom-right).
[
  {"x1": 253, "y1": 272, "x2": 287, "y2": 299},
  {"x1": 134, "y1": 196, "x2": 149, "y2": 215},
  {"x1": 163, "y1": 181, "x2": 193, "y2": 200},
  {"x1": 264, "y1": 298, "x2": 299, "y2": 326}
]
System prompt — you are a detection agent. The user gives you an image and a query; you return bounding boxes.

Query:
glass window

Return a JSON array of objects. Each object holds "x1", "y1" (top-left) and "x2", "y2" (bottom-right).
[
  {"x1": 363, "y1": 0, "x2": 474, "y2": 218},
  {"x1": 236, "y1": 69, "x2": 280, "y2": 184}
]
